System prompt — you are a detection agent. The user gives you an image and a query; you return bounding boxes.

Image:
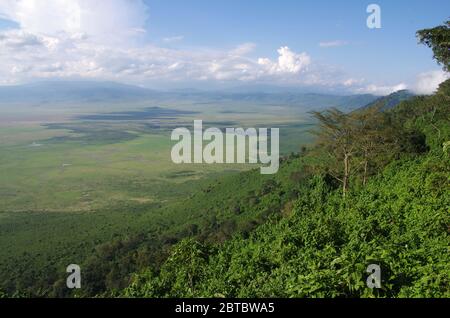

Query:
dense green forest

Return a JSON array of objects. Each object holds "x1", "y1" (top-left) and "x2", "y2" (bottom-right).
[{"x1": 1, "y1": 21, "x2": 448, "y2": 299}]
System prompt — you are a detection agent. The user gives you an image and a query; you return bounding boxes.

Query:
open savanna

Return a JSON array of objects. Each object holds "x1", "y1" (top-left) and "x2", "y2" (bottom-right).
[{"x1": 0, "y1": 100, "x2": 314, "y2": 294}]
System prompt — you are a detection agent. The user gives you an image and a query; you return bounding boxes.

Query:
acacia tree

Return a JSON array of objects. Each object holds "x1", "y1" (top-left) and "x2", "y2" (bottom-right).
[
  {"x1": 352, "y1": 107, "x2": 381, "y2": 186},
  {"x1": 310, "y1": 108, "x2": 357, "y2": 197},
  {"x1": 351, "y1": 106, "x2": 401, "y2": 186},
  {"x1": 418, "y1": 21, "x2": 450, "y2": 150},
  {"x1": 308, "y1": 21, "x2": 449, "y2": 197},
  {"x1": 311, "y1": 106, "x2": 403, "y2": 195}
]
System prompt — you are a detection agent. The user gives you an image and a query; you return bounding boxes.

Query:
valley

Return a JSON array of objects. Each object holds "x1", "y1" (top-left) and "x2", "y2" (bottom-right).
[{"x1": 0, "y1": 85, "x2": 333, "y2": 295}]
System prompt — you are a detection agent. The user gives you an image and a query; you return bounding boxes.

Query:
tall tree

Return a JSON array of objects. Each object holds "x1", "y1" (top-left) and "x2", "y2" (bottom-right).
[
  {"x1": 311, "y1": 106, "x2": 403, "y2": 195},
  {"x1": 310, "y1": 108, "x2": 356, "y2": 197},
  {"x1": 417, "y1": 20, "x2": 450, "y2": 71},
  {"x1": 351, "y1": 107, "x2": 400, "y2": 185}
]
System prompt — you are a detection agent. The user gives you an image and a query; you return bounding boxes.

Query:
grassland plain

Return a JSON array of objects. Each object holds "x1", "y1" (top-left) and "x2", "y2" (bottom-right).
[{"x1": 0, "y1": 100, "x2": 314, "y2": 295}]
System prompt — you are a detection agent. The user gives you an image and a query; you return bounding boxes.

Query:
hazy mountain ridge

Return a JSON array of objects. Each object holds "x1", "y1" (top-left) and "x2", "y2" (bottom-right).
[
  {"x1": 361, "y1": 90, "x2": 416, "y2": 111},
  {"x1": 0, "y1": 81, "x2": 379, "y2": 111},
  {"x1": 0, "y1": 81, "x2": 158, "y2": 104}
]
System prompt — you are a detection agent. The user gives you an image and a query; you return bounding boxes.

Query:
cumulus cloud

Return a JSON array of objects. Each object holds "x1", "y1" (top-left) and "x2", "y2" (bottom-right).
[
  {"x1": 0, "y1": 22, "x2": 315, "y2": 85},
  {"x1": 357, "y1": 83, "x2": 408, "y2": 95},
  {"x1": 258, "y1": 47, "x2": 311, "y2": 75},
  {"x1": 412, "y1": 70, "x2": 449, "y2": 95},
  {"x1": 0, "y1": 29, "x2": 44, "y2": 48},
  {"x1": 319, "y1": 40, "x2": 349, "y2": 48},
  {"x1": 342, "y1": 78, "x2": 364, "y2": 87},
  {"x1": 0, "y1": 0, "x2": 148, "y2": 44},
  {"x1": 0, "y1": 1, "x2": 283, "y2": 84}
]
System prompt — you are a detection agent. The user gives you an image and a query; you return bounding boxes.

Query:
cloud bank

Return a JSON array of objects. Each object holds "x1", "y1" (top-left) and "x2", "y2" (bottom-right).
[
  {"x1": 0, "y1": 0, "x2": 148, "y2": 43},
  {"x1": 413, "y1": 70, "x2": 449, "y2": 95},
  {"x1": 0, "y1": 0, "x2": 445, "y2": 95}
]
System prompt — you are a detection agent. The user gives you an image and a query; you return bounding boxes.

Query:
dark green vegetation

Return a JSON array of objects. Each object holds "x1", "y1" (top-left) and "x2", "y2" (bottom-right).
[
  {"x1": 417, "y1": 20, "x2": 450, "y2": 72},
  {"x1": 0, "y1": 155, "x2": 305, "y2": 297},
  {"x1": 123, "y1": 79, "x2": 450, "y2": 298},
  {"x1": 361, "y1": 90, "x2": 415, "y2": 111}
]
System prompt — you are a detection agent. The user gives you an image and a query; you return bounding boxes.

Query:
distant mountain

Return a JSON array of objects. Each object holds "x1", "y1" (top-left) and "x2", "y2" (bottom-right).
[
  {"x1": 0, "y1": 81, "x2": 158, "y2": 104},
  {"x1": 161, "y1": 91, "x2": 378, "y2": 111},
  {"x1": 361, "y1": 90, "x2": 415, "y2": 111},
  {"x1": 222, "y1": 83, "x2": 314, "y2": 94},
  {"x1": 0, "y1": 80, "x2": 378, "y2": 111}
]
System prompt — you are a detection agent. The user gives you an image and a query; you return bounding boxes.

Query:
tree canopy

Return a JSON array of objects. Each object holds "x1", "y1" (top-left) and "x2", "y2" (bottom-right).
[{"x1": 417, "y1": 20, "x2": 450, "y2": 71}]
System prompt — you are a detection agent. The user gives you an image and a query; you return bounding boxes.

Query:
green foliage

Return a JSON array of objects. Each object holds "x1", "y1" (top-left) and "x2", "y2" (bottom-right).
[
  {"x1": 443, "y1": 141, "x2": 450, "y2": 156},
  {"x1": 361, "y1": 90, "x2": 415, "y2": 111},
  {"x1": 125, "y1": 153, "x2": 449, "y2": 298},
  {"x1": 417, "y1": 20, "x2": 450, "y2": 71},
  {"x1": 127, "y1": 239, "x2": 209, "y2": 298},
  {"x1": 309, "y1": 104, "x2": 412, "y2": 196},
  {"x1": 392, "y1": 79, "x2": 450, "y2": 151},
  {"x1": 0, "y1": 148, "x2": 307, "y2": 297}
]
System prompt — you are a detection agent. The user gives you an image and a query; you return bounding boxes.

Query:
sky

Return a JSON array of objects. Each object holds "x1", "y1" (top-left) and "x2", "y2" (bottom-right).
[{"x1": 0, "y1": 0, "x2": 448, "y2": 95}]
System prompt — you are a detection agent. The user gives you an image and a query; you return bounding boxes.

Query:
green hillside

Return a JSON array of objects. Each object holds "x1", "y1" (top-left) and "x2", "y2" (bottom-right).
[
  {"x1": 361, "y1": 90, "x2": 415, "y2": 111},
  {"x1": 122, "y1": 80, "x2": 450, "y2": 298}
]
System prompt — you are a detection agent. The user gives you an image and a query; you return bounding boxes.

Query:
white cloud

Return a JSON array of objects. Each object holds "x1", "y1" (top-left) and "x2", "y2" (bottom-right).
[
  {"x1": 319, "y1": 40, "x2": 349, "y2": 48},
  {"x1": 0, "y1": 1, "x2": 420, "y2": 92},
  {"x1": 0, "y1": 0, "x2": 148, "y2": 44},
  {"x1": 0, "y1": 29, "x2": 43, "y2": 48},
  {"x1": 258, "y1": 47, "x2": 311, "y2": 75},
  {"x1": 342, "y1": 78, "x2": 364, "y2": 87},
  {"x1": 0, "y1": 25, "x2": 315, "y2": 85},
  {"x1": 357, "y1": 83, "x2": 408, "y2": 95},
  {"x1": 163, "y1": 36, "x2": 184, "y2": 43},
  {"x1": 229, "y1": 43, "x2": 256, "y2": 56},
  {"x1": 412, "y1": 70, "x2": 449, "y2": 95}
]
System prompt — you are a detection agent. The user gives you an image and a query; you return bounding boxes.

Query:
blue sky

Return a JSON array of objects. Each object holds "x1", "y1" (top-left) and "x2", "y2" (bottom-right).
[
  {"x1": 145, "y1": 0, "x2": 448, "y2": 80},
  {"x1": 0, "y1": 0, "x2": 448, "y2": 94}
]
